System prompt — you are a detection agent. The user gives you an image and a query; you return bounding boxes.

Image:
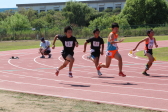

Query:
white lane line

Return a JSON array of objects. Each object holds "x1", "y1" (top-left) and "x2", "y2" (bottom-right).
[
  {"x1": 0, "y1": 79, "x2": 168, "y2": 101},
  {"x1": 82, "y1": 53, "x2": 92, "y2": 62},
  {"x1": 4, "y1": 46, "x2": 168, "y2": 90},
  {"x1": 128, "y1": 51, "x2": 168, "y2": 64},
  {"x1": 34, "y1": 56, "x2": 55, "y2": 68},
  {"x1": 0, "y1": 87, "x2": 167, "y2": 112},
  {"x1": 8, "y1": 54, "x2": 168, "y2": 85},
  {"x1": 81, "y1": 53, "x2": 168, "y2": 79},
  {"x1": 0, "y1": 70, "x2": 168, "y2": 93}
]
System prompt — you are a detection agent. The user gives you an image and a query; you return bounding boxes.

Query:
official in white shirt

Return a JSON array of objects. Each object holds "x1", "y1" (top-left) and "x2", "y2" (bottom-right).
[{"x1": 39, "y1": 37, "x2": 52, "y2": 58}]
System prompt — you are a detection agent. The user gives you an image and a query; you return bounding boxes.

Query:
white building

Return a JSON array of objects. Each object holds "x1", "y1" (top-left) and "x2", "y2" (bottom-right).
[{"x1": 16, "y1": 0, "x2": 126, "y2": 13}]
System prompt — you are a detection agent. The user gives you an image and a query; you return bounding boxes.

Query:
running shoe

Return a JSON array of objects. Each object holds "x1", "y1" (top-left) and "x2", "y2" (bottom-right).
[
  {"x1": 48, "y1": 54, "x2": 52, "y2": 58},
  {"x1": 146, "y1": 64, "x2": 149, "y2": 70},
  {"x1": 87, "y1": 55, "x2": 92, "y2": 60},
  {"x1": 97, "y1": 70, "x2": 102, "y2": 76},
  {"x1": 55, "y1": 68, "x2": 59, "y2": 76},
  {"x1": 119, "y1": 72, "x2": 126, "y2": 77},
  {"x1": 69, "y1": 73, "x2": 73, "y2": 78},
  {"x1": 142, "y1": 72, "x2": 150, "y2": 76},
  {"x1": 97, "y1": 63, "x2": 102, "y2": 70},
  {"x1": 40, "y1": 55, "x2": 45, "y2": 58}
]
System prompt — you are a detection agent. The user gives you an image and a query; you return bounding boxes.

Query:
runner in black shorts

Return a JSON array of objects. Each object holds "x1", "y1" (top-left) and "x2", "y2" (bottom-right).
[
  {"x1": 144, "y1": 49, "x2": 153, "y2": 56},
  {"x1": 133, "y1": 29, "x2": 158, "y2": 76},
  {"x1": 83, "y1": 29, "x2": 104, "y2": 76},
  {"x1": 52, "y1": 26, "x2": 78, "y2": 78}
]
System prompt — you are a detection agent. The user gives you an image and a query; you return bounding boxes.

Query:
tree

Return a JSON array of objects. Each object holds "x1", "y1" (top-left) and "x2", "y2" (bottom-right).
[
  {"x1": 145, "y1": 0, "x2": 168, "y2": 24},
  {"x1": 18, "y1": 8, "x2": 38, "y2": 25},
  {"x1": 0, "y1": 12, "x2": 6, "y2": 21},
  {"x1": 0, "y1": 10, "x2": 14, "y2": 21},
  {"x1": 113, "y1": 8, "x2": 121, "y2": 15},
  {"x1": 0, "y1": 26, "x2": 7, "y2": 41},
  {"x1": 120, "y1": 0, "x2": 168, "y2": 25},
  {"x1": 62, "y1": 0, "x2": 95, "y2": 26},
  {"x1": 89, "y1": 15, "x2": 130, "y2": 30},
  {"x1": 38, "y1": 11, "x2": 47, "y2": 18},
  {"x1": 1, "y1": 12, "x2": 31, "y2": 30},
  {"x1": 31, "y1": 18, "x2": 47, "y2": 29}
]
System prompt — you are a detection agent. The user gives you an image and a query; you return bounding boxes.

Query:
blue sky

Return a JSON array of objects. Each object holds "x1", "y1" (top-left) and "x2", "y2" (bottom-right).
[{"x1": 0, "y1": 0, "x2": 88, "y2": 8}]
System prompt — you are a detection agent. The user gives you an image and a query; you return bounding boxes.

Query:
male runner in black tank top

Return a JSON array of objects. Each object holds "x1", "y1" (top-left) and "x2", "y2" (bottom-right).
[
  {"x1": 52, "y1": 26, "x2": 78, "y2": 78},
  {"x1": 83, "y1": 29, "x2": 104, "y2": 76}
]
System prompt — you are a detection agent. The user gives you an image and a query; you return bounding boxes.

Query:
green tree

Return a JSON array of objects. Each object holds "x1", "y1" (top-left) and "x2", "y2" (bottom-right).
[
  {"x1": 0, "y1": 10, "x2": 14, "y2": 21},
  {"x1": 145, "y1": 0, "x2": 168, "y2": 24},
  {"x1": 0, "y1": 12, "x2": 7, "y2": 21},
  {"x1": 89, "y1": 15, "x2": 130, "y2": 30},
  {"x1": 112, "y1": 8, "x2": 121, "y2": 15},
  {"x1": 120, "y1": 0, "x2": 168, "y2": 25},
  {"x1": 31, "y1": 18, "x2": 47, "y2": 29},
  {"x1": 52, "y1": 11, "x2": 68, "y2": 27},
  {"x1": 1, "y1": 12, "x2": 31, "y2": 30},
  {"x1": 0, "y1": 26, "x2": 7, "y2": 41},
  {"x1": 38, "y1": 11, "x2": 47, "y2": 18},
  {"x1": 62, "y1": 0, "x2": 95, "y2": 26},
  {"x1": 18, "y1": 8, "x2": 38, "y2": 25}
]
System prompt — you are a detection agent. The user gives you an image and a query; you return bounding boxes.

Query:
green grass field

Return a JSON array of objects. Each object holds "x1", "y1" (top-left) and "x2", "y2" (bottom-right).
[
  {"x1": 0, "y1": 35, "x2": 167, "y2": 51},
  {"x1": 136, "y1": 47, "x2": 168, "y2": 61},
  {"x1": 0, "y1": 90, "x2": 162, "y2": 112}
]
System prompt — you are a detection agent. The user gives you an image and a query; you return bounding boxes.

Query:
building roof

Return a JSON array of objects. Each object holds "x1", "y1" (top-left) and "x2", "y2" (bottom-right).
[{"x1": 16, "y1": 0, "x2": 126, "y2": 7}]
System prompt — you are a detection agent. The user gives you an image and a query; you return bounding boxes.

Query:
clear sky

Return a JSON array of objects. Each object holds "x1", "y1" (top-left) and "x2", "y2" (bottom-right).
[{"x1": 0, "y1": 0, "x2": 88, "y2": 8}]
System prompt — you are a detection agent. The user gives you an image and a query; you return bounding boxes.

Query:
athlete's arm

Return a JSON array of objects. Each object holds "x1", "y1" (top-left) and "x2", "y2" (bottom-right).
[
  {"x1": 75, "y1": 38, "x2": 79, "y2": 47},
  {"x1": 133, "y1": 38, "x2": 147, "y2": 51},
  {"x1": 109, "y1": 33, "x2": 124, "y2": 44},
  {"x1": 154, "y1": 38, "x2": 158, "y2": 48},
  {"x1": 83, "y1": 42, "x2": 88, "y2": 53},
  {"x1": 101, "y1": 44, "x2": 104, "y2": 55},
  {"x1": 52, "y1": 35, "x2": 58, "y2": 49}
]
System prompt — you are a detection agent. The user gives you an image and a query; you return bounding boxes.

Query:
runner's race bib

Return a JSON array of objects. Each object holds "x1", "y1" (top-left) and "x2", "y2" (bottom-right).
[{"x1": 106, "y1": 51, "x2": 112, "y2": 56}]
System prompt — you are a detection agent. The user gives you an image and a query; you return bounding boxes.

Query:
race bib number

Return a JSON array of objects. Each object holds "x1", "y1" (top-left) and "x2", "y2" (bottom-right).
[
  {"x1": 148, "y1": 43, "x2": 153, "y2": 49},
  {"x1": 65, "y1": 41, "x2": 73, "y2": 47},
  {"x1": 106, "y1": 51, "x2": 112, "y2": 56},
  {"x1": 93, "y1": 41, "x2": 100, "y2": 47}
]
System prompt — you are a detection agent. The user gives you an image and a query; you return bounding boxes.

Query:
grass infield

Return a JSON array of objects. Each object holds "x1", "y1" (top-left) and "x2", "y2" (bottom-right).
[
  {"x1": 0, "y1": 90, "x2": 162, "y2": 112},
  {"x1": 0, "y1": 35, "x2": 167, "y2": 51},
  {"x1": 136, "y1": 47, "x2": 168, "y2": 61}
]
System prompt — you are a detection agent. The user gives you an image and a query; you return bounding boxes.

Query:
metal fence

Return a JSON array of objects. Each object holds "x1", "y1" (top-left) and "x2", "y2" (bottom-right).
[{"x1": 0, "y1": 24, "x2": 168, "y2": 41}]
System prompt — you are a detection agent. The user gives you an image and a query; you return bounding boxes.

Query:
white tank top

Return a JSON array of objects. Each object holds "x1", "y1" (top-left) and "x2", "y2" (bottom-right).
[{"x1": 148, "y1": 38, "x2": 154, "y2": 49}]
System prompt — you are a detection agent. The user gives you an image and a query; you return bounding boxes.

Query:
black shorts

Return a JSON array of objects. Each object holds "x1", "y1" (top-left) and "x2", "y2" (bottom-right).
[
  {"x1": 44, "y1": 50, "x2": 51, "y2": 54},
  {"x1": 91, "y1": 50, "x2": 100, "y2": 59},
  {"x1": 144, "y1": 49, "x2": 153, "y2": 56},
  {"x1": 61, "y1": 50, "x2": 74, "y2": 60}
]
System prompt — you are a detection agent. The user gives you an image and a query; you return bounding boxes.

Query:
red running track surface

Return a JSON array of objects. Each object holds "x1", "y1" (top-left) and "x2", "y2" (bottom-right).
[{"x1": 0, "y1": 41, "x2": 168, "y2": 111}]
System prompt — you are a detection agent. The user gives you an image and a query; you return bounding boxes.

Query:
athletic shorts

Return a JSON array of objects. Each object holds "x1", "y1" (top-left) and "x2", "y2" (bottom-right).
[
  {"x1": 61, "y1": 50, "x2": 74, "y2": 60},
  {"x1": 44, "y1": 50, "x2": 51, "y2": 54},
  {"x1": 144, "y1": 49, "x2": 153, "y2": 56},
  {"x1": 91, "y1": 50, "x2": 100, "y2": 59},
  {"x1": 106, "y1": 50, "x2": 118, "y2": 58}
]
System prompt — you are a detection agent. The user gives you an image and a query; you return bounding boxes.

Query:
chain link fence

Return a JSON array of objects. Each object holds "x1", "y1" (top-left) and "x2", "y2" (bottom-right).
[{"x1": 0, "y1": 24, "x2": 168, "y2": 41}]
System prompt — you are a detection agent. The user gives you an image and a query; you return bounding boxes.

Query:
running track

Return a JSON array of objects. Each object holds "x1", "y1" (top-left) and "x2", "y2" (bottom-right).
[{"x1": 0, "y1": 41, "x2": 168, "y2": 112}]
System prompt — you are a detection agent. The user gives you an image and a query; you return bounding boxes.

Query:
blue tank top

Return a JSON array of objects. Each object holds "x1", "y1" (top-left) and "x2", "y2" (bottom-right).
[{"x1": 107, "y1": 32, "x2": 118, "y2": 51}]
